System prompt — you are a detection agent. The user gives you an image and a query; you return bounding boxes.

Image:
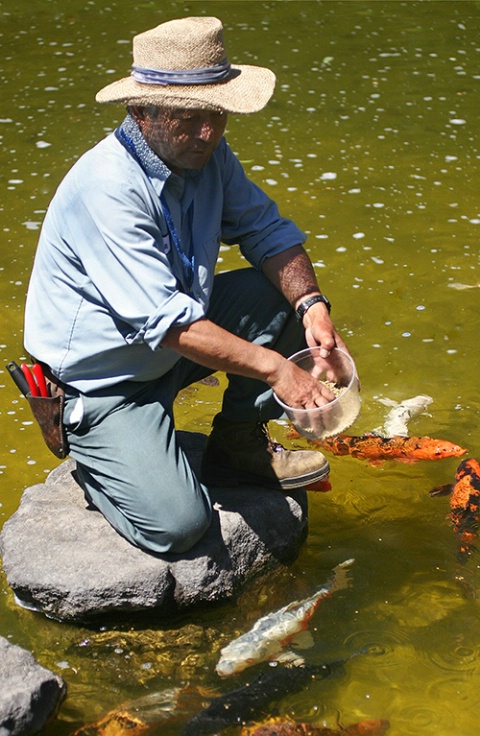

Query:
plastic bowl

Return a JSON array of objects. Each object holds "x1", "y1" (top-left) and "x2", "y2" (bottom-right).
[{"x1": 274, "y1": 347, "x2": 361, "y2": 439}]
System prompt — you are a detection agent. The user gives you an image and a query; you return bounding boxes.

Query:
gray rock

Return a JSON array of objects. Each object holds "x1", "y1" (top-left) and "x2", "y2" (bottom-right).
[
  {"x1": 0, "y1": 636, "x2": 65, "y2": 736},
  {"x1": 0, "y1": 432, "x2": 308, "y2": 622}
]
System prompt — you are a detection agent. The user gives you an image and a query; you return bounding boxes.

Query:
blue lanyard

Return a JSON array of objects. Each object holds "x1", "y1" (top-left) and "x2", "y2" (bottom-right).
[
  {"x1": 160, "y1": 194, "x2": 195, "y2": 294},
  {"x1": 115, "y1": 125, "x2": 195, "y2": 294}
]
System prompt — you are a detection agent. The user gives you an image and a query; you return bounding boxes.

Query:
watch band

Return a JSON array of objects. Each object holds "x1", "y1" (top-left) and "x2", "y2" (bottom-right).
[{"x1": 295, "y1": 294, "x2": 331, "y2": 321}]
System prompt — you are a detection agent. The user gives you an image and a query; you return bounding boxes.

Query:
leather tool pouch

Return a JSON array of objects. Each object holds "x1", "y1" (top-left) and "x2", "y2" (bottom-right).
[{"x1": 27, "y1": 369, "x2": 70, "y2": 459}]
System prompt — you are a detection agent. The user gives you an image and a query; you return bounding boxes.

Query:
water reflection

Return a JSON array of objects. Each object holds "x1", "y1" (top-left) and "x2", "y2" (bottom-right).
[{"x1": 1, "y1": 1, "x2": 480, "y2": 734}]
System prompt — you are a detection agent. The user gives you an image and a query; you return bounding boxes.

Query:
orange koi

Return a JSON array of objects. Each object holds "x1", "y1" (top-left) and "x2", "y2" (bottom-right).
[
  {"x1": 241, "y1": 716, "x2": 390, "y2": 736},
  {"x1": 430, "y1": 458, "x2": 480, "y2": 561},
  {"x1": 291, "y1": 431, "x2": 467, "y2": 464}
]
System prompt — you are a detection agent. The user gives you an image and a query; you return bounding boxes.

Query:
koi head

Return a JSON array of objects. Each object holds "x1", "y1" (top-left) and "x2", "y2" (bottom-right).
[
  {"x1": 216, "y1": 640, "x2": 280, "y2": 678},
  {"x1": 215, "y1": 658, "x2": 243, "y2": 678},
  {"x1": 449, "y1": 458, "x2": 480, "y2": 512},
  {"x1": 411, "y1": 437, "x2": 468, "y2": 461},
  {"x1": 429, "y1": 458, "x2": 479, "y2": 498},
  {"x1": 454, "y1": 458, "x2": 480, "y2": 483}
]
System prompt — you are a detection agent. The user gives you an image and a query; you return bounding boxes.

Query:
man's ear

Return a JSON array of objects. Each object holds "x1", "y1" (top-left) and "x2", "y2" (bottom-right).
[{"x1": 129, "y1": 105, "x2": 146, "y2": 123}]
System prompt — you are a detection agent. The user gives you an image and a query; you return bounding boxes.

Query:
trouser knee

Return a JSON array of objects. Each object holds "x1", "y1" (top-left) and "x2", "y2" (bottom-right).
[
  {"x1": 75, "y1": 461, "x2": 212, "y2": 555},
  {"x1": 144, "y1": 504, "x2": 212, "y2": 555}
]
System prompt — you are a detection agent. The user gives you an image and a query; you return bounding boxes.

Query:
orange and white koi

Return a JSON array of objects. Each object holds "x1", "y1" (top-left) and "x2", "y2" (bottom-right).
[
  {"x1": 291, "y1": 431, "x2": 467, "y2": 465},
  {"x1": 215, "y1": 559, "x2": 353, "y2": 678},
  {"x1": 430, "y1": 458, "x2": 480, "y2": 562}
]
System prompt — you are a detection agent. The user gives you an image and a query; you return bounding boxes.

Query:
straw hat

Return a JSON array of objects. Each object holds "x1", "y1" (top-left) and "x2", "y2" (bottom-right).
[{"x1": 96, "y1": 17, "x2": 276, "y2": 114}]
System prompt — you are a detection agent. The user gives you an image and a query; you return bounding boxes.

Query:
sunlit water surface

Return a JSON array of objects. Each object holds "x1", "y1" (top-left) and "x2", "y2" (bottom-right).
[{"x1": 1, "y1": 1, "x2": 480, "y2": 734}]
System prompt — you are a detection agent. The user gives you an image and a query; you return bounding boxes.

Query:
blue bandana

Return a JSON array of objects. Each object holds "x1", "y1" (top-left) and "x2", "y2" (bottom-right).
[{"x1": 115, "y1": 113, "x2": 170, "y2": 181}]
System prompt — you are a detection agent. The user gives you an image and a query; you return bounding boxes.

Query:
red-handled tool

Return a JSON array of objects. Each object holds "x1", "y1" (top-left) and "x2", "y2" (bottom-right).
[
  {"x1": 20, "y1": 363, "x2": 40, "y2": 396},
  {"x1": 32, "y1": 363, "x2": 50, "y2": 397}
]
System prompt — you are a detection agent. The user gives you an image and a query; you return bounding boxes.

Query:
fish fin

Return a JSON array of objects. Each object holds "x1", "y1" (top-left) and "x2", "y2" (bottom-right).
[
  {"x1": 429, "y1": 483, "x2": 454, "y2": 497},
  {"x1": 290, "y1": 630, "x2": 315, "y2": 650},
  {"x1": 274, "y1": 650, "x2": 306, "y2": 666},
  {"x1": 383, "y1": 425, "x2": 409, "y2": 437},
  {"x1": 377, "y1": 398, "x2": 398, "y2": 408},
  {"x1": 305, "y1": 477, "x2": 332, "y2": 493}
]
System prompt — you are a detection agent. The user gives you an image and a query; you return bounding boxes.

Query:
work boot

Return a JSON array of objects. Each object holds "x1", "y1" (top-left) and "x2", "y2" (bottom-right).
[{"x1": 200, "y1": 415, "x2": 330, "y2": 490}]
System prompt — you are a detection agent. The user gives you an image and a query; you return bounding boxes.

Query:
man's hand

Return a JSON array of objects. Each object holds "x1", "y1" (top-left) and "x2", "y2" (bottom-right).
[
  {"x1": 262, "y1": 244, "x2": 348, "y2": 358},
  {"x1": 265, "y1": 354, "x2": 336, "y2": 409},
  {"x1": 162, "y1": 318, "x2": 336, "y2": 410},
  {"x1": 301, "y1": 300, "x2": 347, "y2": 357}
]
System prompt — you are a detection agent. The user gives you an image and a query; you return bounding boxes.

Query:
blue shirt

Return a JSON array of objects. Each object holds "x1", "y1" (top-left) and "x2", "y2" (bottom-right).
[{"x1": 24, "y1": 114, "x2": 306, "y2": 393}]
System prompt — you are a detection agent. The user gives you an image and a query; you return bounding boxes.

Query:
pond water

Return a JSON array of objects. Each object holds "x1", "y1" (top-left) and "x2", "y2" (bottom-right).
[{"x1": 1, "y1": 1, "x2": 480, "y2": 734}]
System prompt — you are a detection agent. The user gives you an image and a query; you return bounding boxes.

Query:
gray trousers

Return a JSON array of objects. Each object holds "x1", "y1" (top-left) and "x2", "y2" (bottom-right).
[{"x1": 64, "y1": 269, "x2": 307, "y2": 554}]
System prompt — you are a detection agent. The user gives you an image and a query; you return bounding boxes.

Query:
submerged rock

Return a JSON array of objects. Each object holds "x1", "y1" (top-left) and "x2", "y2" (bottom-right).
[
  {"x1": 0, "y1": 636, "x2": 66, "y2": 736},
  {"x1": 0, "y1": 432, "x2": 308, "y2": 622}
]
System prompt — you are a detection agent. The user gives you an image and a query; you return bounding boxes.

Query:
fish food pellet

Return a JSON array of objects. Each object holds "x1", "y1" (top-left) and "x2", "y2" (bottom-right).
[{"x1": 320, "y1": 379, "x2": 347, "y2": 399}]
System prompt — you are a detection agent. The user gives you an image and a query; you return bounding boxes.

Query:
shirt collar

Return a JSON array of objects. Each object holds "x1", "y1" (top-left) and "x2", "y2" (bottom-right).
[
  {"x1": 115, "y1": 113, "x2": 204, "y2": 199},
  {"x1": 116, "y1": 113, "x2": 172, "y2": 182}
]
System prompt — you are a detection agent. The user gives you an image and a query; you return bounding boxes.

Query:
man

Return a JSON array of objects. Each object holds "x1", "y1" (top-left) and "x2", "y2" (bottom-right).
[{"x1": 24, "y1": 17, "x2": 349, "y2": 554}]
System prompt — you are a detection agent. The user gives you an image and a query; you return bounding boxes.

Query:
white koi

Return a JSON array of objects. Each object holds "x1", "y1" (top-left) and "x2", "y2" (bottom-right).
[
  {"x1": 376, "y1": 394, "x2": 433, "y2": 437},
  {"x1": 448, "y1": 282, "x2": 480, "y2": 290},
  {"x1": 215, "y1": 559, "x2": 354, "y2": 678}
]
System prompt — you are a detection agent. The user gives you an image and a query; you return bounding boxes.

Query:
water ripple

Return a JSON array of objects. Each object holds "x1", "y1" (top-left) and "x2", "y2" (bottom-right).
[
  {"x1": 429, "y1": 643, "x2": 480, "y2": 674},
  {"x1": 427, "y1": 674, "x2": 480, "y2": 707},
  {"x1": 343, "y1": 627, "x2": 411, "y2": 664},
  {"x1": 395, "y1": 701, "x2": 455, "y2": 732}
]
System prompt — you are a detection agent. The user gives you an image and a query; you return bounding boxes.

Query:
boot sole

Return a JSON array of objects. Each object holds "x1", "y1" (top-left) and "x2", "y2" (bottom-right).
[{"x1": 201, "y1": 462, "x2": 330, "y2": 491}]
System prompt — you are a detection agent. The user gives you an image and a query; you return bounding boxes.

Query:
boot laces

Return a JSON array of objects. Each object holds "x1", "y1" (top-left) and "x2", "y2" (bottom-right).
[{"x1": 253, "y1": 423, "x2": 285, "y2": 454}]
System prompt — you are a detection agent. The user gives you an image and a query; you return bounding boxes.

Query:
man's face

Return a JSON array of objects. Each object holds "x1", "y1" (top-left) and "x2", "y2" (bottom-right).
[{"x1": 133, "y1": 107, "x2": 228, "y2": 174}]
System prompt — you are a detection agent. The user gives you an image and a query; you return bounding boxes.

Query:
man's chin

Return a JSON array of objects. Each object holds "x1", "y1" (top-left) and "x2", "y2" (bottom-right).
[{"x1": 186, "y1": 151, "x2": 212, "y2": 169}]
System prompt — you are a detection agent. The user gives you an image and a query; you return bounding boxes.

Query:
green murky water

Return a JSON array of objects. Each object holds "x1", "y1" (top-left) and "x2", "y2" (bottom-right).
[{"x1": 1, "y1": 1, "x2": 480, "y2": 733}]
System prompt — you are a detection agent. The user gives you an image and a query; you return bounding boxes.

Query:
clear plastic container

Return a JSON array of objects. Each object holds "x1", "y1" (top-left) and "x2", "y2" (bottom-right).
[{"x1": 274, "y1": 347, "x2": 361, "y2": 439}]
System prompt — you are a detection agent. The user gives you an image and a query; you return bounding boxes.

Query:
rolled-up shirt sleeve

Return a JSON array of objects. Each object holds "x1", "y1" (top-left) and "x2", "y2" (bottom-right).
[{"x1": 218, "y1": 141, "x2": 307, "y2": 269}]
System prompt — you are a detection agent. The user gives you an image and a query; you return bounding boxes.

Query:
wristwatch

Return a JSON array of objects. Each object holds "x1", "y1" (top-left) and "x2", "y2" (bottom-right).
[{"x1": 295, "y1": 294, "x2": 331, "y2": 321}]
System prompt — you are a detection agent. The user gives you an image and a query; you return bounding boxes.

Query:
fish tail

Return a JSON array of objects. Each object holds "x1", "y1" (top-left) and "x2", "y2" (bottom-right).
[
  {"x1": 430, "y1": 483, "x2": 454, "y2": 497},
  {"x1": 331, "y1": 558, "x2": 355, "y2": 593},
  {"x1": 305, "y1": 559, "x2": 355, "y2": 617}
]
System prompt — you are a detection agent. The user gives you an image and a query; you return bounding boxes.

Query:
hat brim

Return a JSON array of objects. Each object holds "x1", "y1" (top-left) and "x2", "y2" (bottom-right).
[{"x1": 95, "y1": 65, "x2": 276, "y2": 114}]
